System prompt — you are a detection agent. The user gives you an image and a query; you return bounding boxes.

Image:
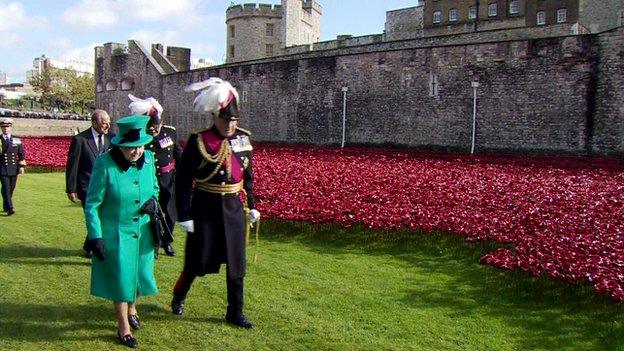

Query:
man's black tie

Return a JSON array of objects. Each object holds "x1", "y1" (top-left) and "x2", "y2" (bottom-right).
[{"x1": 97, "y1": 134, "x2": 103, "y2": 154}]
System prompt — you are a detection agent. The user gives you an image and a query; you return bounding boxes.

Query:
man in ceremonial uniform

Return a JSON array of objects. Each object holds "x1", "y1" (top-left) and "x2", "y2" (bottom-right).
[
  {"x1": 171, "y1": 78, "x2": 260, "y2": 329},
  {"x1": 66, "y1": 109, "x2": 111, "y2": 256},
  {"x1": 129, "y1": 94, "x2": 181, "y2": 256},
  {"x1": 0, "y1": 118, "x2": 26, "y2": 216}
]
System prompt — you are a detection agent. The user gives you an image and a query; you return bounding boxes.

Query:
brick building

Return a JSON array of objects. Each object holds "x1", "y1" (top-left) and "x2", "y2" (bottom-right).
[{"x1": 423, "y1": 0, "x2": 622, "y2": 36}]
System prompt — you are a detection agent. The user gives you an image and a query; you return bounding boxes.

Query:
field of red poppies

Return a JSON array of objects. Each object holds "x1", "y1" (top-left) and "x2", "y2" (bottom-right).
[{"x1": 23, "y1": 137, "x2": 624, "y2": 303}]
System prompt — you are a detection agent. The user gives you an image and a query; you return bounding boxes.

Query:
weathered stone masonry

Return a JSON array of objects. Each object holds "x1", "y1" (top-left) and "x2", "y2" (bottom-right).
[{"x1": 96, "y1": 26, "x2": 624, "y2": 156}]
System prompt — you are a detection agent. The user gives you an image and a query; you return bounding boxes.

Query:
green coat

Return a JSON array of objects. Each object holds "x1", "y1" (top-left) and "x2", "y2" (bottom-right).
[{"x1": 84, "y1": 149, "x2": 160, "y2": 302}]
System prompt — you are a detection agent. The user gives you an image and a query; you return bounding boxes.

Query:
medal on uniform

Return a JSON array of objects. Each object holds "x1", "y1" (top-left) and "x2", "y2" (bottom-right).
[{"x1": 159, "y1": 136, "x2": 173, "y2": 148}]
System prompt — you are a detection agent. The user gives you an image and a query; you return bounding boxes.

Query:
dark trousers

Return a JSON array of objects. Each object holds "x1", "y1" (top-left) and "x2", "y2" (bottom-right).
[
  {"x1": 173, "y1": 269, "x2": 245, "y2": 316},
  {"x1": 0, "y1": 175, "x2": 17, "y2": 212}
]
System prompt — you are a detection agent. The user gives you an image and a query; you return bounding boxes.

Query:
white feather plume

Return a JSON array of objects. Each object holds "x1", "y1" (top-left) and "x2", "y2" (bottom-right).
[
  {"x1": 128, "y1": 94, "x2": 163, "y2": 117},
  {"x1": 185, "y1": 78, "x2": 239, "y2": 114}
]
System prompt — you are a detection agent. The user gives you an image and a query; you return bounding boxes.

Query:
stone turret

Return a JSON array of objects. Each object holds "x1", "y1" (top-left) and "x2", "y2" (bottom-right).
[{"x1": 225, "y1": 1, "x2": 322, "y2": 63}]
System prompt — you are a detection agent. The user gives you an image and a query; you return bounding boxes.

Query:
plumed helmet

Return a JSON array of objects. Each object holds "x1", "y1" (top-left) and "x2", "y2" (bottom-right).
[
  {"x1": 185, "y1": 77, "x2": 240, "y2": 120},
  {"x1": 128, "y1": 94, "x2": 163, "y2": 126}
]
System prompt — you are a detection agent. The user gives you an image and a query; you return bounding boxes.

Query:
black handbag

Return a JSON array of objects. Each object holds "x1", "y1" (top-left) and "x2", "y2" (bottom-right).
[{"x1": 140, "y1": 197, "x2": 174, "y2": 251}]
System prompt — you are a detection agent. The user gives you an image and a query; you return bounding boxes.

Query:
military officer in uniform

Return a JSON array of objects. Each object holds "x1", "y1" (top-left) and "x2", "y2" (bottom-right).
[
  {"x1": 129, "y1": 94, "x2": 181, "y2": 256},
  {"x1": 171, "y1": 78, "x2": 260, "y2": 329},
  {"x1": 0, "y1": 118, "x2": 26, "y2": 216}
]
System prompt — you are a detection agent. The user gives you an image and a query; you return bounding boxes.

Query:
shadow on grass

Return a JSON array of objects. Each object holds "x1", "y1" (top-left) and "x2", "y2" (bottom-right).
[
  {"x1": 260, "y1": 220, "x2": 624, "y2": 351},
  {"x1": 0, "y1": 302, "x2": 113, "y2": 342},
  {"x1": 0, "y1": 245, "x2": 81, "y2": 260},
  {"x1": 0, "y1": 301, "x2": 226, "y2": 343}
]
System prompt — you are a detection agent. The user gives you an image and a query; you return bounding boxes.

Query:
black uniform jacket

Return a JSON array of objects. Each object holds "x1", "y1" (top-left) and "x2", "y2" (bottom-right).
[
  {"x1": 146, "y1": 125, "x2": 182, "y2": 187},
  {"x1": 0, "y1": 135, "x2": 25, "y2": 176},
  {"x1": 65, "y1": 128, "x2": 111, "y2": 201},
  {"x1": 176, "y1": 126, "x2": 255, "y2": 279},
  {"x1": 146, "y1": 125, "x2": 182, "y2": 223}
]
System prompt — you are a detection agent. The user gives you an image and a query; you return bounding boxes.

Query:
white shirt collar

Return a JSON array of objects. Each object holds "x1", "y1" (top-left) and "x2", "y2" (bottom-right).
[{"x1": 90, "y1": 127, "x2": 100, "y2": 140}]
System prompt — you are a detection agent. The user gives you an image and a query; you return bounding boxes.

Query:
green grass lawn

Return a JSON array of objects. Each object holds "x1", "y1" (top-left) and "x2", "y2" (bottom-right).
[{"x1": 0, "y1": 172, "x2": 622, "y2": 350}]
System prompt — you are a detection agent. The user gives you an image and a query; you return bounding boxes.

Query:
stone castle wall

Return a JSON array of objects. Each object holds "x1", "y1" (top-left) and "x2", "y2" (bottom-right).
[
  {"x1": 95, "y1": 26, "x2": 624, "y2": 155},
  {"x1": 589, "y1": 26, "x2": 624, "y2": 155}
]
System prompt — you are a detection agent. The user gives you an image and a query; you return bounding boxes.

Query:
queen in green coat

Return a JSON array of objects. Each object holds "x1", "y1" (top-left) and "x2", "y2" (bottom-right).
[{"x1": 84, "y1": 115, "x2": 159, "y2": 348}]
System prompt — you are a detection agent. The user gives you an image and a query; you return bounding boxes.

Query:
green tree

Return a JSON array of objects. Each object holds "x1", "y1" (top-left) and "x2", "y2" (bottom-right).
[
  {"x1": 67, "y1": 73, "x2": 95, "y2": 114},
  {"x1": 29, "y1": 67, "x2": 94, "y2": 113},
  {"x1": 28, "y1": 67, "x2": 53, "y2": 108}
]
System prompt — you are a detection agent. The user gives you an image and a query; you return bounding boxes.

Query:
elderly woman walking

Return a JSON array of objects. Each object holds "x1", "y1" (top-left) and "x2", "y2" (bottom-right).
[{"x1": 84, "y1": 115, "x2": 159, "y2": 348}]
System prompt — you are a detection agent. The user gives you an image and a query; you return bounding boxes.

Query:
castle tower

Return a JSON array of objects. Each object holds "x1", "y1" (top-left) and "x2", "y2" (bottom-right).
[
  {"x1": 281, "y1": 0, "x2": 322, "y2": 48},
  {"x1": 225, "y1": 1, "x2": 322, "y2": 63},
  {"x1": 225, "y1": 3, "x2": 282, "y2": 63},
  {"x1": 280, "y1": 0, "x2": 302, "y2": 47}
]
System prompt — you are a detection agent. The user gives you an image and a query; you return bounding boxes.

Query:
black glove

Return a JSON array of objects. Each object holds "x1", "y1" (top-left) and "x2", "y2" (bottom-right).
[
  {"x1": 140, "y1": 197, "x2": 159, "y2": 215},
  {"x1": 88, "y1": 238, "x2": 105, "y2": 261}
]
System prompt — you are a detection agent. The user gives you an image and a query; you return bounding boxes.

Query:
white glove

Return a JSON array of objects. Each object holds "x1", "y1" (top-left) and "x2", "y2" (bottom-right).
[
  {"x1": 179, "y1": 220, "x2": 194, "y2": 233},
  {"x1": 249, "y1": 209, "x2": 260, "y2": 224}
]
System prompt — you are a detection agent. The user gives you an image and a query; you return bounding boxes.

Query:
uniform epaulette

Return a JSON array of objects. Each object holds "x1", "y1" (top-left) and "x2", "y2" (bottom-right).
[
  {"x1": 236, "y1": 127, "x2": 252, "y2": 136},
  {"x1": 164, "y1": 125, "x2": 176, "y2": 130}
]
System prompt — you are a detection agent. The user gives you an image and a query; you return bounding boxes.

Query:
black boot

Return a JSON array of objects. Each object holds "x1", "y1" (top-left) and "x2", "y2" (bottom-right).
[
  {"x1": 225, "y1": 312, "x2": 253, "y2": 329},
  {"x1": 226, "y1": 276, "x2": 253, "y2": 329},
  {"x1": 171, "y1": 297, "x2": 185, "y2": 315},
  {"x1": 171, "y1": 271, "x2": 195, "y2": 316},
  {"x1": 163, "y1": 244, "x2": 176, "y2": 256}
]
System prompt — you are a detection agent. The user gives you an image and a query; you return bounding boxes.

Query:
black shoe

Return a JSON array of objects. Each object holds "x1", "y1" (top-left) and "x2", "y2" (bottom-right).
[
  {"x1": 225, "y1": 313, "x2": 253, "y2": 329},
  {"x1": 163, "y1": 244, "x2": 176, "y2": 256},
  {"x1": 171, "y1": 298, "x2": 185, "y2": 315},
  {"x1": 128, "y1": 314, "x2": 140, "y2": 330},
  {"x1": 117, "y1": 331, "x2": 138, "y2": 348},
  {"x1": 6, "y1": 209, "x2": 14, "y2": 216}
]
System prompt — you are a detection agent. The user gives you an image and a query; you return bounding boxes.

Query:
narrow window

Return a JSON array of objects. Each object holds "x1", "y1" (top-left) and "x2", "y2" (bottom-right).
[
  {"x1": 229, "y1": 45, "x2": 235, "y2": 58},
  {"x1": 468, "y1": 6, "x2": 477, "y2": 19},
  {"x1": 433, "y1": 10, "x2": 441, "y2": 24},
  {"x1": 449, "y1": 8, "x2": 458, "y2": 22},
  {"x1": 229, "y1": 25, "x2": 235, "y2": 38},
  {"x1": 266, "y1": 23, "x2": 274, "y2": 36},
  {"x1": 509, "y1": 0, "x2": 519, "y2": 15},
  {"x1": 429, "y1": 70, "x2": 438, "y2": 98},
  {"x1": 557, "y1": 8, "x2": 567, "y2": 23},
  {"x1": 488, "y1": 3, "x2": 497, "y2": 17},
  {"x1": 266, "y1": 44, "x2": 274, "y2": 55},
  {"x1": 537, "y1": 11, "x2": 546, "y2": 25}
]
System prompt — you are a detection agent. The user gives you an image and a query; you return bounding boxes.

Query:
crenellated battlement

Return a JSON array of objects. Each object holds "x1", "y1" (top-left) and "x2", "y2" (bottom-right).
[
  {"x1": 226, "y1": 3, "x2": 282, "y2": 19},
  {"x1": 302, "y1": 0, "x2": 322, "y2": 14}
]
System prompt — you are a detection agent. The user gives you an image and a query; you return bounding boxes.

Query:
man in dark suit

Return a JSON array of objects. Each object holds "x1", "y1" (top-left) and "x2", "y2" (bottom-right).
[
  {"x1": 65, "y1": 109, "x2": 111, "y2": 256},
  {"x1": 0, "y1": 118, "x2": 26, "y2": 216}
]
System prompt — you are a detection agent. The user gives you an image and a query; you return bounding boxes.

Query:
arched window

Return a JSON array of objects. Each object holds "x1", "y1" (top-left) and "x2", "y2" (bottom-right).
[
  {"x1": 96, "y1": 82, "x2": 104, "y2": 92},
  {"x1": 105, "y1": 80, "x2": 117, "y2": 91},
  {"x1": 537, "y1": 11, "x2": 546, "y2": 25},
  {"x1": 121, "y1": 78, "x2": 135, "y2": 90}
]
